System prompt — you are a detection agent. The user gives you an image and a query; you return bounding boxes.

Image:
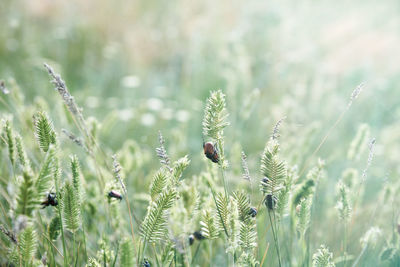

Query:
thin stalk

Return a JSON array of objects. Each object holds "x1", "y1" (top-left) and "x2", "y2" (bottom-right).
[
  {"x1": 73, "y1": 232, "x2": 76, "y2": 266},
  {"x1": 174, "y1": 247, "x2": 177, "y2": 266},
  {"x1": 209, "y1": 240, "x2": 212, "y2": 267},
  {"x1": 272, "y1": 210, "x2": 282, "y2": 267},
  {"x1": 75, "y1": 242, "x2": 81, "y2": 267},
  {"x1": 268, "y1": 210, "x2": 282, "y2": 267},
  {"x1": 82, "y1": 223, "x2": 88, "y2": 261},
  {"x1": 136, "y1": 241, "x2": 142, "y2": 266},
  {"x1": 112, "y1": 242, "x2": 119, "y2": 267},
  {"x1": 343, "y1": 223, "x2": 348, "y2": 267},
  {"x1": 260, "y1": 243, "x2": 270, "y2": 267},
  {"x1": 56, "y1": 201, "x2": 68, "y2": 266},
  {"x1": 299, "y1": 106, "x2": 348, "y2": 177},
  {"x1": 208, "y1": 181, "x2": 229, "y2": 238},
  {"x1": 139, "y1": 240, "x2": 148, "y2": 267},
  {"x1": 46, "y1": 236, "x2": 56, "y2": 266},
  {"x1": 124, "y1": 196, "x2": 137, "y2": 255},
  {"x1": 191, "y1": 243, "x2": 201, "y2": 264},
  {"x1": 103, "y1": 247, "x2": 107, "y2": 267},
  {"x1": 351, "y1": 244, "x2": 368, "y2": 267},
  {"x1": 217, "y1": 138, "x2": 229, "y2": 197},
  {"x1": 151, "y1": 243, "x2": 160, "y2": 267},
  {"x1": 42, "y1": 233, "x2": 64, "y2": 258}
]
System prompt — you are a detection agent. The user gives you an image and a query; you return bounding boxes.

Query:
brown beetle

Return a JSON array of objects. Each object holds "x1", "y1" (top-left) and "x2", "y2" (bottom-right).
[
  {"x1": 41, "y1": 193, "x2": 58, "y2": 208},
  {"x1": 203, "y1": 142, "x2": 219, "y2": 163},
  {"x1": 108, "y1": 190, "x2": 123, "y2": 201}
]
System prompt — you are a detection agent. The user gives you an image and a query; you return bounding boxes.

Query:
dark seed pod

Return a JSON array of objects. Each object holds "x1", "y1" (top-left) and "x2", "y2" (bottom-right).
[
  {"x1": 248, "y1": 207, "x2": 258, "y2": 218},
  {"x1": 188, "y1": 234, "x2": 195, "y2": 245},
  {"x1": 108, "y1": 190, "x2": 123, "y2": 201},
  {"x1": 193, "y1": 230, "x2": 205, "y2": 241},
  {"x1": 265, "y1": 194, "x2": 277, "y2": 210},
  {"x1": 203, "y1": 142, "x2": 219, "y2": 163},
  {"x1": 143, "y1": 259, "x2": 150, "y2": 267}
]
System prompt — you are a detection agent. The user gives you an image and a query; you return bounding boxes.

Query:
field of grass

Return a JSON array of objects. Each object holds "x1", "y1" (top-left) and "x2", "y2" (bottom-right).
[{"x1": 1, "y1": 0, "x2": 400, "y2": 266}]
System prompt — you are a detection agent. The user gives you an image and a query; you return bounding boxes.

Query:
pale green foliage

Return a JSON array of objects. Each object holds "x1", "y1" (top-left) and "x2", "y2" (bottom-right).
[
  {"x1": 172, "y1": 155, "x2": 190, "y2": 182},
  {"x1": 86, "y1": 257, "x2": 101, "y2": 267},
  {"x1": 140, "y1": 189, "x2": 177, "y2": 242},
  {"x1": 53, "y1": 151, "x2": 62, "y2": 188},
  {"x1": 296, "y1": 197, "x2": 311, "y2": 237},
  {"x1": 312, "y1": 245, "x2": 335, "y2": 267},
  {"x1": 48, "y1": 216, "x2": 61, "y2": 240},
  {"x1": 16, "y1": 171, "x2": 35, "y2": 216},
  {"x1": 19, "y1": 226, "x2": 37, "y2": 265},
  {"x1": 62, "y1": 181, "x2": 81, "y2": 232},
  {"x1": 202, "y1": 90, "x2": 229, "y2": 140},
  {"x1": 8, "y1": 247, "x2": 20, "y2": 266},
  {"x1": 348, "y1": 124, "x2": 370, "y2": 161},
  {"x1": 70, "y1": 155, "x2": 83, "y2": 205},
  {"x1": 96, "y1": 238, "x2": 114, "y2": 265},
  {"x1": 160, "y1": 242, "x2": 174, "y2": 266},
  {"x1": 341, "y1": 168, "x2": 359, "y2": 189},
  {"x1": 336, "y1": 181, "x2": 351, "y2": 222},
  {"x1": 34, "y1": 111, "x2": 57, "y2": 152},
  {"x1": 233, "y1": 191, "x2": 251, "y2": 223},
  {"x1": 238, "y1": 221, "x2": 257, "y2": 253},
  {"x1": 293, "y1": 161, "x2": 323, "y2": 207},
  {"x1": 15, "y1": 134, "x2": 31, "y2": 171},
  {"x1": 241, "y1": 151, "x2": 251, "y2": 181},
  {"x1": 202, "y1": 90, "x2": 229, "y2": 167},
  {"x1": 200, "y1": 210, "x2": 219, "y2": 239},
  {"x1": 35, "y1": 146, "x2": 56, "y2": 201},
  {"x1": 360, "y1": 227, "x2": 382, "y2": 248},
  {"x1": 233, "y1": 191, "x2": 257, "y2": 260},
  {"x1": 119, "y1": 238, "x2": 134, "y2": 267},
  {"x1": 112, "y1": 154, "x2": 126, "y2": 193},
  {"x1": 276, "y1": 167, "x2": 295, "y2": 219},
  {"x1": 238, "y1": 252, "x2": 258, "y2": 267},
  {"x1": 293, "y1": 179, "x2": 315, "y2": 207},
  {"x1": 150, "y1": 169, "x2": 168, "y2": 201},
  {"x1": 156, "y1": 131, "x2": 172, "y2": 171},
  {"x1": 215, "y1": 192, "x2": 229, "y2": 234},
  {"x1": 3, "y1": 119, "x2": 15, "y2": 165},
  {"x1": 260, "y1": 139, "x2": 287, "y2": 198},
  {"x1": 227, "y1": 197, "x2": 240, "y2": 254}
]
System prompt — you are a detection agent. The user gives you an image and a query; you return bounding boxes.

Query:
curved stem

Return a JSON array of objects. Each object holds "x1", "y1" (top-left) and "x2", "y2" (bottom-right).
[{"x1": 351, "y1": 244, "x2": 368, "y2": 267}]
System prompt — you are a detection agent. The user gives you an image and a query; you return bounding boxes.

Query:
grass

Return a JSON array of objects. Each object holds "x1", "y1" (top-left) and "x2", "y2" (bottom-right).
[{"x1": 1, "y1": 0, "x2": 400, "y2": 266}]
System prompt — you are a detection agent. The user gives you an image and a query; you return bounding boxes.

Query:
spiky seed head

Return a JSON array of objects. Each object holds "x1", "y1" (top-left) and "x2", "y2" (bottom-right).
[
  {"x1": 312, "y1": 245, "x2": 335, "y2": 267},
  {"x1": 48, "y1": 216, "x2": 61, "y2": 240}
]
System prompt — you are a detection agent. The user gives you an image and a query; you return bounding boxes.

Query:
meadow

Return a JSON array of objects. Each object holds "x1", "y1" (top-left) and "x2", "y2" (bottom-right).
[{"x1": 1, "y1": 0, "x2": 400, "y2": 266}]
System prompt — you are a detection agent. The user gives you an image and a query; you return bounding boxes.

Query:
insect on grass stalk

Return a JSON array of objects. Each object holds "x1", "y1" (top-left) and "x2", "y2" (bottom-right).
[{"x1": 112, "y1": 155, "x2": 137, "y2": 256}]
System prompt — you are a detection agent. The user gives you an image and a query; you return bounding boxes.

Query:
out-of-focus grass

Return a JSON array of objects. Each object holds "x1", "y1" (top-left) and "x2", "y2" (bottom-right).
[{"x1": 1, "y1": 0, "x2": 400, "y2": 266}]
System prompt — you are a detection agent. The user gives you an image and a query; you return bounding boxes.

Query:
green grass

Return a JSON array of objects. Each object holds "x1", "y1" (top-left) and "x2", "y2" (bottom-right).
[{"x1": 1, "y1": 0, "x2": 400, "y2": 266}]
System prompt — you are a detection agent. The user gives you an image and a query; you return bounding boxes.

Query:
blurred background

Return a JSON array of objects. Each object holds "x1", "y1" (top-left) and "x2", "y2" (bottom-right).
[{"x1": 1, "y1": 0, "x2": 400, "y2": 264}]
